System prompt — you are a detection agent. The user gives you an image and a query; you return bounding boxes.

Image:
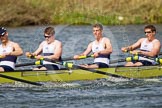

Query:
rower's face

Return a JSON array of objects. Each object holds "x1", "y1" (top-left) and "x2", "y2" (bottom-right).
[
  {"x1": 44, "y1": 33, "x2": 54, "y2": 44},
  {"x1": 144, "y1": 28, "x2": 155, "y2": 41},
  {"x1": 93, "y1": 27, "x2": 102, "y2": 39},
  {"x1": 0, "y1": 32, "x2": 8, "y2": 43}
]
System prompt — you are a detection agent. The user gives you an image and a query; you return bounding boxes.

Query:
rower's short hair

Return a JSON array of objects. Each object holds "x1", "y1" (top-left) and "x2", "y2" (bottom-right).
[
  {"x1": 44, "y1": 27, "x2": 55, "y2": 35},
  {"x1": 93, "y1": 23, "x2": 103, "y2": 30},
  {"x1": 144, "y1": 25, "x2": 156, "y2": 32}
]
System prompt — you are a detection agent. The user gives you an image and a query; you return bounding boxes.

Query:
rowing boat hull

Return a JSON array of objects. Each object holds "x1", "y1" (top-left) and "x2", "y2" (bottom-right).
[{"x1": 0, "y1": 66, "x2": 162, "y2": 84}]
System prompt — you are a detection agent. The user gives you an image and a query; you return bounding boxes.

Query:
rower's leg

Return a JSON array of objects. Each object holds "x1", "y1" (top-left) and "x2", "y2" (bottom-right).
[
  {"x1": 80, "y1": 64, "x2": 99, "y2": 69},
  {"x1": 125, "y1": 62, "x2": 134, "y2": 66},
  {"x1": 0, "y1": 67, "x2": 4, "y2": 72},
  {"x1": 33, "y1": 67, "x2": 47, "y2": 70},
  {"x1": 134, "y1": 62, "x2": 143, "y2": 66},
  {"x1": 85, "y1": 64, "x2": 99, "y2": 69}
]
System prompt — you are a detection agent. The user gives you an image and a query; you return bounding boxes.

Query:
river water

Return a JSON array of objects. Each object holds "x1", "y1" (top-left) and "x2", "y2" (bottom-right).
[{"x1": 0, "y1": 24, "x2": 162, "y2": 108}]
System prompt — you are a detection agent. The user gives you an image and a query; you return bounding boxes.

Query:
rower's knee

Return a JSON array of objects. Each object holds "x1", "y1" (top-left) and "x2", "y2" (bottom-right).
[{"x1": 125, "y1": 62, "x2": 134, "y2": 66}]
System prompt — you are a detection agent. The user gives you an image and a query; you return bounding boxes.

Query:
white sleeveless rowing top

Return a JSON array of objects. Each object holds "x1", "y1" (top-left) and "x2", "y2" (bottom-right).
[
  {"x1": 0, "y1": 44, "x2": 17, "y2": 69},
  {"x1": 92, "y1": 38, "x2": 110, "y2": 65},
  {"x1": 140, "y1": 38, "x2": 157, "y2": 52},
  {"x1": 42, "y1": 41, "x2": 56, "y2": 56},
  {"x1": 42, "y1": 41, "x2": 60, "y2": 67}
]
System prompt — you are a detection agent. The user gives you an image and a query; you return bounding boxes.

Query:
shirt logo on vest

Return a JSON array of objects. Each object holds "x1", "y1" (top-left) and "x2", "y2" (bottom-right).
[
  {"x1": 144, "y1": 45, "x2": 148, "y2": 48},
  {"x1": 94, "y1": 47, "x2": 99, "y2": 52},
  {"x1": 45, "y1": 47, "x2": 48, "y2": 49},
  {"x1": 3, "y1": 49, "x2": 6, "y2": 53}
]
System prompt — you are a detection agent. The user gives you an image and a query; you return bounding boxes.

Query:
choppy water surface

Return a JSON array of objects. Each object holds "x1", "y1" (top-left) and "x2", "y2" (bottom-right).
[{"x1": 1, "y1": 25, "x2": 162, "y2": 108}]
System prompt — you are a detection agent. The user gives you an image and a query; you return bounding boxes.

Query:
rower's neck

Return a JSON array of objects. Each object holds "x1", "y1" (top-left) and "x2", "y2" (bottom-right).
[
  {"x1": 147, "y1": 37, "x2": 155, "y2": 42},
  {"x1": 96, "y1": 37, "x2": 103, "y2": 42},
  {"x1": 2, "y1": 40, "x2": 9, "y2": 47}
]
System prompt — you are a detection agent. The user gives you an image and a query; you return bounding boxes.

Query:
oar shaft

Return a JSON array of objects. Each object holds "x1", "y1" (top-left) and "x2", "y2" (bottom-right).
[
  {"x1": 57, "y1": 55, "x2": 94, "y2": 61},
  {"x1": 110, "y1": 59, "x2": 125, "y2": 64},
  {"x1": 72, "y1": 64, "x2": 132, "y2": 79},
  {"x1": 15, "y1": 61, "x2": 42, "y2": 67},
  {"x1": 15, "y1": 62, "x2": 35, "y2": 67},
  {"x1": 0, "y1": 74, "x2": 43, "y2": 86}
]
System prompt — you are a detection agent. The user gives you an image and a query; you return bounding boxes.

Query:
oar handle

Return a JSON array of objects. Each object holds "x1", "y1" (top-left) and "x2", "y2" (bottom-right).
[
  {"x1": 78, "y1": 55, "x2": 94, "y2": 59},
  {"x1": 26, "y1": 52, "x2": 38, "y2": 59},
  {"x1": 27, "y1": 55, "x2": 36, "y2": 59},
  {"x1": 123, "y1": 50, "x2": 138, "y2": 55},
  {"x1": 61, "y1": 55, "x2": 94, "y2": 61}
]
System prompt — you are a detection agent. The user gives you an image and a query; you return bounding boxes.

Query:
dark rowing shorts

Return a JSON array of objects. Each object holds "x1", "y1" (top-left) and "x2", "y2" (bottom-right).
[
  {"x1": 132, "y1": 60, "x2": 153, "y2": 66},
  {"x1": 0, "y1": 65, "x2": 14, "y2": 71},
  {"x1": 37, "y1": 64, "x2": 59, "y2": 70},
  {"x1": 95, "y1": 62, "x2": 109, "y2": 68},
  {"x1": 139, "y1": 60, "x2": 153, "y2": 66}
]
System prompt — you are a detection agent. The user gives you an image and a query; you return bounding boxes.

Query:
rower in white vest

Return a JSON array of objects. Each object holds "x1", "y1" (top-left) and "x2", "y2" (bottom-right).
[
  {"x1": 0, "y1": 27, "x2": 23, "y2": 72},
  {"x1": 121, "y1": 25, "x2": 161, "y2": 66},
  {"x1": 26, "y1": 26, "x2": 62, "y2": 70},
  {"x1": 74, "y1": 23, "x2": 112, "y2": 69}
]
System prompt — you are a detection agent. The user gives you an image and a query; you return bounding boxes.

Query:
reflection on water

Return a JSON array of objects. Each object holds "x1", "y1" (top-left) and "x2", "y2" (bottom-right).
[{"x1": 1, "y1": 24, "x2": 162, "y2": 108}]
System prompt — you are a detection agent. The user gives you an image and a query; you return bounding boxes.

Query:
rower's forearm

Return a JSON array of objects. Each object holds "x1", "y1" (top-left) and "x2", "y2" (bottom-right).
[
  {"x1": 44, "y1": 55, "x2": 61, "y2": 60},
  {"x1": 10, "y1": 50, "x2": 23, "y2": 56},
  {"x1": 126, "y1": 45, "x2": 133, "y2": 51},
  {"x1": 99, "y1": 50, "x2": 112, "y2": 55},
  {"x1": 140, "y1": 51, "x2": 157, "y2": 57}
]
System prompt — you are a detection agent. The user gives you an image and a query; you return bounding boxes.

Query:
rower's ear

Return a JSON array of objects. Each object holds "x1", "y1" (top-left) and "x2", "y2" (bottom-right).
[
  {"x1": 153, "y1": 31, "x2": 156, "y2": 35},
  {"x1": 6, "y1": 32, "x2": 8, "y2": 36}
]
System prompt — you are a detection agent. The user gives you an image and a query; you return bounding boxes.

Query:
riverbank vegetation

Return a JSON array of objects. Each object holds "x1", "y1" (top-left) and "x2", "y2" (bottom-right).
[{"x1": 0, "y1": 0, "x2": 162, "y2": 27}]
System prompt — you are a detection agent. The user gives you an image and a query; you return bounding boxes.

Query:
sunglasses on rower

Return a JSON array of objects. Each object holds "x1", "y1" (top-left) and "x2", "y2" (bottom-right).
[
  {"x1": 0, "y1": 33, "x2": 6, "y2": 38},
  {"x1": 44, "y1": 34, "x2": 52, "y2": 38},
  {"x1": 144, "y1": 31, "x2": 152, "y2": 34}
]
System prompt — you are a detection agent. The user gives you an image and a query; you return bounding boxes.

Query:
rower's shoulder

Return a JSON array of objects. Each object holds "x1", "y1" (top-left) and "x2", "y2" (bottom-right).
[
  {"x1": 40, "y1": 41, "x2": 46, "y2": 45},
  {"x1": 9, "y1": 41, "x2": 21, "y2": 46},
  {"x1": 55, "y1": 40, "x2": 62, "y2": 44},
  {"x1": 54, "y1": 40, "x2": 62, "y2": 47},
  {"x1": 138, "y1": 38, "x2": 146, "y2": 42},
  {"x1": 153, "y1": 39, "x2": 161, "y2": 45},
  {"x1": 102, "y1": 37, "x2": 111, "y2": 41}
]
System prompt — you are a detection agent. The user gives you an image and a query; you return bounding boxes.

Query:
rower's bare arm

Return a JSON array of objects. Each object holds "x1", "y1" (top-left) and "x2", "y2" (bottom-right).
[
  {"x1": 11, "y1": 42, "x2": 23, "y2": 56},
  {"x1": 121, "y1": 38, "x2": 144, "y2": 52},
  {"x1": 33, "y1": 42, "x2": 44, "y2": 55},
  {"x1": 45, "y1": 41, "x2": 62, "y2": 60},
  {"x1": 99, "y1": 38, "x2": 112, "y2": 55},
  {"x1": 73, "y1": 42, "x2": 92, "y2": 59},
  {"x1": 140, "y1": 40, "x2": 161, "y2": 57},
  {"x1": 82, "y1": 42, "x2": 92, "y2": 55}
]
